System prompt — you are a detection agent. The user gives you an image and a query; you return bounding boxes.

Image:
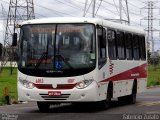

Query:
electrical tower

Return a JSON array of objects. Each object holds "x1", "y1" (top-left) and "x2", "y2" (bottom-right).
[
  {"x1": 83, "y1": 0, "x2": 130, "y2": 24},
  {"x1": 0, "y1": 0, "x2": 35, "y2": 74},
  {"x1": 119, "y1": 0, "x2": 130, "y2": 24},
  {"x1": 141, "y1": 1, "x2": 160, "y2": 53}
]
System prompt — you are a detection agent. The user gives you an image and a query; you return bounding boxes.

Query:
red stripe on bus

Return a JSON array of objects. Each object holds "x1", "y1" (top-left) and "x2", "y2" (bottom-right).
[{"x1": 100, "y1": 63, "x2": 147, "y2": 82}]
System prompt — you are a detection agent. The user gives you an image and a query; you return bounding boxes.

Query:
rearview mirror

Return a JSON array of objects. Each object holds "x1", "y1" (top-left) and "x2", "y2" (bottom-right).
[{"x1": 12, "y1": 33, "x2": 17, "y2": 46}]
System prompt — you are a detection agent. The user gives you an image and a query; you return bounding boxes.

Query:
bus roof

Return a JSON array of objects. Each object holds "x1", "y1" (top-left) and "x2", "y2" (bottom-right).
[{"x1": 21, "y1": 17, "x2": 145, "y2": 35}]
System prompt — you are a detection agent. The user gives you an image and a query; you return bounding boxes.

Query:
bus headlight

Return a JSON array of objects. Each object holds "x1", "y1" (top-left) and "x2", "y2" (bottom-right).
[
  {"x1": 19, "y1": 78, "x2": 35, "y2": 89},
  {"x1": 76, "y1": 79, "x2": 94, "y2": 89}
]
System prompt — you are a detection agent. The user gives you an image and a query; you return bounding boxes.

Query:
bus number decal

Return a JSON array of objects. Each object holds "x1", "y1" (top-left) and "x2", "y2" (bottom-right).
[
  {"x1": 36, "y1": 79, "x2": 44, "y2": 84},
  {"x1": 68, "y1": 79, "x2": 75, "y2": 83}
]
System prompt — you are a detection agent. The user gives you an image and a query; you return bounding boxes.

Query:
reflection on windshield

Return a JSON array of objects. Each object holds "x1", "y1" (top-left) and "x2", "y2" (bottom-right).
[{"x1": 18, "y1": 24, "x2": 96, "y2": 72}]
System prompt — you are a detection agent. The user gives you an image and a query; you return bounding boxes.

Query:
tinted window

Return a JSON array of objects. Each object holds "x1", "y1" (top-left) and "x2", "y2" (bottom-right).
[
  {"x1": 140, "y1": 36, "x2": 146, "y2": 60},
  {"x1": 98, "y1": 27, "x2": 107, "y2": 69},
  {"x1": 125, "y1": 33, "x2": 133, "y2": 60},
  {"x1": 117, "y1": 31, "x2": 125, "y2": 59},
  {"x1": 18, "y1": 24, "x2": 96, "y2": 77},
  {"x1": 108, "y1": 29, "x2": 117, "y2": 59},
  {"x1": 133, "y1": 35, "x2": 140, "y2": 60}
]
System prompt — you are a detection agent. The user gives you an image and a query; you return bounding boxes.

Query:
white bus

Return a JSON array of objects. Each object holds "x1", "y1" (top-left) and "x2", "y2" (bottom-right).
[{"x1": 16, "y1": 17, "x2": 147, "y2": 111}]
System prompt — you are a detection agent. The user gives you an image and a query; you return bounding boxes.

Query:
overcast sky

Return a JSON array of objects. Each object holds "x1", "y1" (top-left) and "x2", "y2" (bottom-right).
[{"x1": 0, "y1": 0, "x2": 160, "y2": 50}]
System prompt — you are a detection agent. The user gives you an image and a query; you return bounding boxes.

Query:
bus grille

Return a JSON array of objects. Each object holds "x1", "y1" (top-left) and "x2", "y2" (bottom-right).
[
  {"x1": 34, "y1": 84, "x2": 76, "y2": 90},
  {"x1": 39, "y1": 93, "x2": 70, "y2": 100}
]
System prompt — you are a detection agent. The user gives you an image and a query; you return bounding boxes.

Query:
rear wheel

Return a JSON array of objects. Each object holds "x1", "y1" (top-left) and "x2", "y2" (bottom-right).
[
  {"x1": 118, "y1": 82, "x2": 137, "y2": 104},
  {"x1": 128, "y1": 84, "x2": 137, "y2": 104},
  {"x1": 37, "y1": 102, "x2": 50, "y2": 112}
]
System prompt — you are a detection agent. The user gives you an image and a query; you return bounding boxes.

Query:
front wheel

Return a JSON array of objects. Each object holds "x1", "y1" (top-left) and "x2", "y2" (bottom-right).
[
  {"x1": 37, "y1": 102, "x2": 50, "y2": 112},
  {"x1": 99, "y1": 92, "x2": 111, "y2": 109}
]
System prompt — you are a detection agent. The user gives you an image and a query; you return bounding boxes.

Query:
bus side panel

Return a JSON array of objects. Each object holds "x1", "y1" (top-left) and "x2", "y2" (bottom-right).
[
  {"x1": 113, "y1": 80, "x2": 133, "y2": 98},
  {"x1": 137, "y1": 78, "x2": 147, "y2": 93}
]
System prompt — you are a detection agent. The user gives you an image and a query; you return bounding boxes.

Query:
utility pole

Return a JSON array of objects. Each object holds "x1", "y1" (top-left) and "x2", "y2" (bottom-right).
[
  {"x1": 92, "y1": 0, "x2": 96, "y2": 18},
  {"x1": 0, "y1": 0, "x2": 35, "y2": 74},
  {"x1": 141, "y1": 1, "x2": 160, "y2": 53}
]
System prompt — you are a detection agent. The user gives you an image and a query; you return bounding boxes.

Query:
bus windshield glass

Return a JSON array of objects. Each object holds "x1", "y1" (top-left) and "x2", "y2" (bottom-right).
[{"x1": 18, "y1": 24, "x2": 96, "y2": 77}]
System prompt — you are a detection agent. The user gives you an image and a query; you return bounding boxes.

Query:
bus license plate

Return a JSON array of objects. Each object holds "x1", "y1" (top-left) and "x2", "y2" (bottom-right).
[{"x1": 48, "y1": 91, "x2": 61, "y2": 96}]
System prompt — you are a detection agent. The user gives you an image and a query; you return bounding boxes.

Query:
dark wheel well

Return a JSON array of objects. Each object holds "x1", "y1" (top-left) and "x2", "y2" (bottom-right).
[{"x1": 108, "y1": 82, "x2": 113, "y2": 98}]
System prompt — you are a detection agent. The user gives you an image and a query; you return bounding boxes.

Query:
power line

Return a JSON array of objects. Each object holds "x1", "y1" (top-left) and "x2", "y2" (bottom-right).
[
  {"x1": 0, "y1": 0, "x2": 74, "y2": 17},
  {"x1": 112, "y1": 0, "x2": 119, "y2": 14},
  {"x1": 34, "y1": 3, "x2": 75, "y2": 17},
  {"x1": 55, "y1": 0, "x2": 82, "y2": 11},
  {"x1": 95, "y1": 0, "x2": 102, "y2": 15},
  {"x1": 0, "y1": 0, "x2": 9, "y2": 4},
  {"x1": 84, "y1": 0, "x2": 93, "y2": 17}
]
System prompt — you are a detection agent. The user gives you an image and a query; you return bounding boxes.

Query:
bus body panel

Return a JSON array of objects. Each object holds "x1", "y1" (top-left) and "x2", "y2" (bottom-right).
[{"x1": 18, "y1": 69, "x2": 108, "y2": 102}]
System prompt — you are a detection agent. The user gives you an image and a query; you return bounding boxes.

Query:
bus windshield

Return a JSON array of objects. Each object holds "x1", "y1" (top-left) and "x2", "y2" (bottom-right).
[{"x1": 18, "y1": 24, "x2": 96, "y2": 77}]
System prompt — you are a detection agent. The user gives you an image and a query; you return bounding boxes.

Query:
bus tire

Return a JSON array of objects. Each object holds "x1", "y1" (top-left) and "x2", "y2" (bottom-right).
[
  {"x1": 37, "y1": 102, "x2": 50, "y2": 112},
  {"x1": 128, "y1": 82, "x2": 137, "y2": 104},
  {"x1": 99, "y1": 91, "x2": 111, "y2": 109},
  {"x1": 118, "y1": 81, "x2": 137, "y2": 104}
]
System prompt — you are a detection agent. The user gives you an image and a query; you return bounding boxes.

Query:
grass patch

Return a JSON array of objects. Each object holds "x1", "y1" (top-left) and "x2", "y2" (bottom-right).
[
  {"x1": 147, "y1": 64, "x2": 160, "y2": 87},
  {"x1": 0, "y1": 68, "x2": 17, "y2": 105}
]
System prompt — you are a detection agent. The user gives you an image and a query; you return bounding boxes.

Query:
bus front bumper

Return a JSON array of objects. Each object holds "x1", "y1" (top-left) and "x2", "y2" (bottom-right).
[{"x1": 18, "y1": 81, "x2": 102, "y2": 102}]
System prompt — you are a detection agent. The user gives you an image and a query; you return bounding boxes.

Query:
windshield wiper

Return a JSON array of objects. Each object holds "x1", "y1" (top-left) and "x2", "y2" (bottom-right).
[
  {"x1": 34, "y1": 52, "x2": 48, "y2": 69},
  {"x1": 34, "y1": 38, "x2": 50, "y2": 69},
  {"x1": 54, "y1": 54, "x2": 74, "y2": 70}
]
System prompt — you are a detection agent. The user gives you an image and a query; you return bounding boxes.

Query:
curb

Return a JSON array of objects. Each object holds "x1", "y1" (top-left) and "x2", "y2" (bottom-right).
[{"x1": 147, "y1": 85, "x2": 160, "y2": 89}]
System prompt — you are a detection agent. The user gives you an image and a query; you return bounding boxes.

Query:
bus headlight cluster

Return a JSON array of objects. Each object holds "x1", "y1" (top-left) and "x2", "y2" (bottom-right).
[
  {"x1": 76, "y1": 79, "x2": 93, "y2": 89},
  {"x1": 19, "y1": 77, "x2": 35, "y2": 89}
]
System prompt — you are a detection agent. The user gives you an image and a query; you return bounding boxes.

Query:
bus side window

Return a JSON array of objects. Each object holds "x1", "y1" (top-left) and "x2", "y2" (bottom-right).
[
  {"x1": 108, "y1": 29, "x2": 117, "y2": 60},
  {"x1": 116, "y1": 31, "x2": 125, "y2": 60},
  {"x1": 125, "y1": 33, "x2": 133, "y2": 60},
  {"x1": 97, "y1": 27, "x2": 107, "y2": 69},
  {"x1": 140, "y1": 36, "x2": 146, "y2": 60},
  {"x1": 133, "y1": 35, "x2": 140, "y2": 60}
]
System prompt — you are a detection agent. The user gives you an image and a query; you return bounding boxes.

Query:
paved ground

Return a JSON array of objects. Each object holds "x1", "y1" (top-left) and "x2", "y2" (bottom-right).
[{"x1": 0, "y1": 87, "x2": 160, "y2": 120}]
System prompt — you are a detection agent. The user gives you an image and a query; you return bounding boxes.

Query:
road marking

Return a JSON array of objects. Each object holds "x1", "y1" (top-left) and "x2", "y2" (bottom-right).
[
  {"x1": 147, "y1": 111, "x2": 160, "y2": 114},
  {"x1": 138, "y1": 101, "x2": 160, "y2": 106}
]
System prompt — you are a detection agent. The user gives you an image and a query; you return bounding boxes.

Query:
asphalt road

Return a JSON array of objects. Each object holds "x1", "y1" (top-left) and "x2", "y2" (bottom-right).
[{"x1": 0, "y1": 87, "x2": 160, "y2": 120}]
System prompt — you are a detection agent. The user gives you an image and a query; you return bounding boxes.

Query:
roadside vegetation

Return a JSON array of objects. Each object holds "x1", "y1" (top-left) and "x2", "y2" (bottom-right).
[
  {"x1": 147, "y1": 50, "x2": 160, "y2": 87},
  {"x1": 147, "y1": 64, "x2": 160, "y2": 87},
  {"x1": 0, "y1": 68, "x2": 17, "y2": 105}
]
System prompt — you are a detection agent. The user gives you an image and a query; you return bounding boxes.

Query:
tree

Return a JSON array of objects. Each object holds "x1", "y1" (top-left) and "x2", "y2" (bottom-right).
[
  {"x1": 0, "y1": 43, "x2": 2, "y2": 60},
  {"x1": 147, "y1": 50, "x2": 151, "y2": 62}
]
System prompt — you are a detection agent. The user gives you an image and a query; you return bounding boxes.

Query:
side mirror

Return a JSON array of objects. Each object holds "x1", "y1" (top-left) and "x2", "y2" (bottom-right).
[{"x1": 12, "y1": 33, "x2": 17, "y2": 46}]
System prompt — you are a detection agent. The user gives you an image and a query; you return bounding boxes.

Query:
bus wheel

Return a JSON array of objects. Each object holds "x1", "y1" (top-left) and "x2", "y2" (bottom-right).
[
  {"x1": 118, "y1": 83, "x2": 137, "y2": 104},
  {"x1": 128, "y1": 85, "x2": 137, "y2": 104},
  {"x1": 37, "y1": 102, "x2": 50, "y2": 112},
  {"x1": 99, "y1": 92, "x2": 111, "y2": 109}
]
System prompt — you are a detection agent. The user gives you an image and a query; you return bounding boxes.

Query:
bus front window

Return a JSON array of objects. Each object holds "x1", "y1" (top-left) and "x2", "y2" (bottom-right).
[{"x1": 18, "y1": 24, "x2": 96, "y2": 77}]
